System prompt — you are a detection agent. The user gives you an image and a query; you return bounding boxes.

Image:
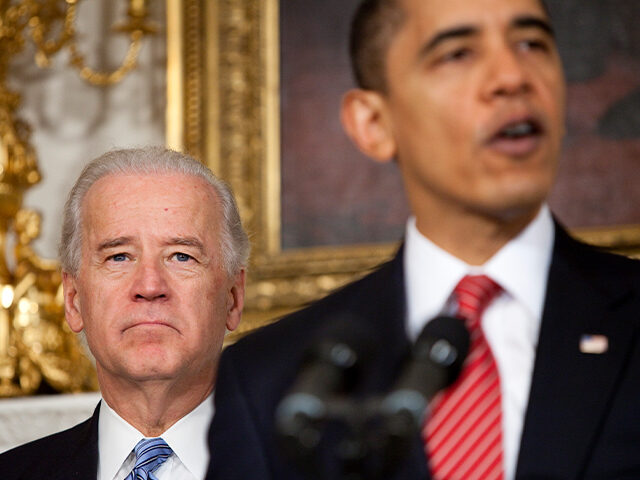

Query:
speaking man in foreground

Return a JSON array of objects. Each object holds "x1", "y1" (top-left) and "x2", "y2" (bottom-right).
[{"x1": 208, "y1": 0, "x2": 640, "y2": 478}]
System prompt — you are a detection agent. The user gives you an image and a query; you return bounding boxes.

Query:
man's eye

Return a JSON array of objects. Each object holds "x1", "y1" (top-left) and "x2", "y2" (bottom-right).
[
  {"x1": 519, "y1": 38, "x2": 550, "y2": 52},
  {"x1": 108, "y1": 253, "x2": 128, "y2": 262},
  {"x1": 173, "y1": 252, "x2": 193, "y2": 262},
  {"x1": 441, "y1": 48, "x2": 472, "y2": 63}
]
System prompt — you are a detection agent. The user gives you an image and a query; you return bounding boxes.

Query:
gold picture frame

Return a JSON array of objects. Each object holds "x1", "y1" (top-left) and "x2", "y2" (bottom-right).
[{"x1": 167, "y1": 0, "x2": 640, "y2": 338}]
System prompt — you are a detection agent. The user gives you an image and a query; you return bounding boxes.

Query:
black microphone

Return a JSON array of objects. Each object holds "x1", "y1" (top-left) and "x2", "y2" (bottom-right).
[
  {"x1": 275, "y1": 321, "x2": 371, "y2": 454},
  {"x1": 379, "y1": 315, "x2": 470, "y2": 440}
]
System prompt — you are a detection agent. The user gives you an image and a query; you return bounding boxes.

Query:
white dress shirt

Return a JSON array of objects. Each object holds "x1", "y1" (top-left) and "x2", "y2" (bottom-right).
[
  {"x1": 97, "y1": 395, "x2": 214, "y2": 480},
  {"x1": 404, "y1": 206, "x2": 554, "y2": 480}
]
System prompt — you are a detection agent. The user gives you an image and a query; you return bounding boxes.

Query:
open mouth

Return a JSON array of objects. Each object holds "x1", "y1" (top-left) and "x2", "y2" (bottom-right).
[
  {"x1": 494, "y1": 118, "x2": 543, "y2": 140},
  {"x1": 487, "y1": 117, "x2": 545, "y2": 157}
]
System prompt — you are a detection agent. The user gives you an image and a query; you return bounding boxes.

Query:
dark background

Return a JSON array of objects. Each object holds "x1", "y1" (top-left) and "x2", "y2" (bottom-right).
[{"x1": 280, "y1": 0, "x2": 640, "y2": 250}]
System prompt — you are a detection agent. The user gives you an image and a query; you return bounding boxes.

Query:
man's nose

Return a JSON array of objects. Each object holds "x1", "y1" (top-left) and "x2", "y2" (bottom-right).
[
  {"x1": 131, "y1": 259, "x2": 169, "y2": 302},
  {"x1": 481, "y1": 44, "x2": 532, "y2": 100}
]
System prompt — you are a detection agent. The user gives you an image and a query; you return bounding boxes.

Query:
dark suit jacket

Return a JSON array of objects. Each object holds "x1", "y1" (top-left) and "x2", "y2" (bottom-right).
[
  {"x1": 0, "y1": 404, "x2": 99, "y2": 479},
  {"x1": 207, "y1": 225, "x2": 640, "y2": 479}
]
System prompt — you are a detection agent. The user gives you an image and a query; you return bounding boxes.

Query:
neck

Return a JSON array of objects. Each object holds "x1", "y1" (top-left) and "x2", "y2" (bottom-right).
[
  {"x1": 98, "y1": 369, "x2": 214, "y2": 437},
  {"x1": 414, "y1": 205, "x2": 541, "y2": 266}
]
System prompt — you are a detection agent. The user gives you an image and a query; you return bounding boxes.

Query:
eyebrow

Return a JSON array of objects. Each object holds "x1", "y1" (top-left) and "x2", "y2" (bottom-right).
[
  {"x1": 419, "y1": 14, "x2": 555, "y2": 58},
  {"x1": 97, "y1": 237, "x2": 133, "y2": 251},
  {"x1": 167, "y1": 237, "x2": 206, "y2": 254},
  {"x1": 97, "y1": 236, "x2": 206, "y2": 254},
  {"x1": 419, "y1": 25, "x2": 477, "y2": 57},
  {"x1": 512, "y1": 15, "x2": 554, "y2": 37}
]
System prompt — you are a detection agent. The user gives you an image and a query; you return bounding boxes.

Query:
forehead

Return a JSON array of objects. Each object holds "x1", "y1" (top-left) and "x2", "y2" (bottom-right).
[
  {"x1": 396, "y1": 0, "x2": 548, "y2": 35},
  {"x1": 81, "y1": 173, "x2": 221, "y2": 238}
]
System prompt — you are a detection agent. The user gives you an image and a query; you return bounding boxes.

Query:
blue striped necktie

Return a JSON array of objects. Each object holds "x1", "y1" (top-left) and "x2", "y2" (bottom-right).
[{"x1": 125, "y1": 437, "x2": 173, "y2": 480}]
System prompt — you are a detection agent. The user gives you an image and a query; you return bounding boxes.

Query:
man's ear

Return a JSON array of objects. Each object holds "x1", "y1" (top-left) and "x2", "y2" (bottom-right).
[
  {"x1": 62, "y1": 271, "x2": 84, "y2": 333},
  {"x1": 340, "y1": 88, "x2": 396, "y2": 163},
  {"x1": 225, "y1": 269, "x2": 245, "y2": 332}
]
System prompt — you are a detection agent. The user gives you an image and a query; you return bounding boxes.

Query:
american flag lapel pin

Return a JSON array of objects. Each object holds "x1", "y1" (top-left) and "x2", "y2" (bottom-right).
[{"x1": 579, "y1": 334, "x2": 609, "y2": 354}]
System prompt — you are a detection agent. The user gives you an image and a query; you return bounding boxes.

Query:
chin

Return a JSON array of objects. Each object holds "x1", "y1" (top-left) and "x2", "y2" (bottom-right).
[
  {"x1": 486, "y1": 197, "x2": 546, "y2": 225},
  {"x1": 126, "y1": 366, "x2": 179, "y2": 382},
  {"x1": 492, "y1": 175, "x2": 552, "y2": 210},
  {"x1": 472, "y1": 193, "x2": 544, "y2": 225},
  {"x1": 122, "y1": 350, "x2": 179, "y2": 374}
]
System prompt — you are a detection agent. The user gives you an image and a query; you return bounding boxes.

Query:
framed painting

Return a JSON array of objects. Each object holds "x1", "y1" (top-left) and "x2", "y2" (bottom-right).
[{"x1": 167, "y1": 0, "x2": 640, "y2": 337}]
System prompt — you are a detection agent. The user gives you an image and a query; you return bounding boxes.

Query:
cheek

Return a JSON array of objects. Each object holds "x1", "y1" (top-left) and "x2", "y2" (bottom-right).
[
  {"x1": 412, "y1": 92, "x2": 473, "y2": 147},
  {"x1": 187, "y1": 283, "x2": 230, "y2": 329},
  {"x1": 80, "y1": 305, "x2": 113, "y2": 344},
  {"x1": 77, "y1": 283, "x2": 126, "y2": 333},
  {"x1": 539, "y1": 68, "x2": 567, "y2": 119}
]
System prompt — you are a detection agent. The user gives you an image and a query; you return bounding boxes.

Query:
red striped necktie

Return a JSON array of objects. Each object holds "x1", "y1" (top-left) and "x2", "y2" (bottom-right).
[{"x1": 424, "y1": 274, "x2": 504, "y2": 480}]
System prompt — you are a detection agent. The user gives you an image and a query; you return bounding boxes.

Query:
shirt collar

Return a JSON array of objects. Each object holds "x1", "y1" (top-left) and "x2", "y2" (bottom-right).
[
  {"x1": 98, "y1": 400, "x2": 145, "y2": 480},
  {"x1": 404, "y1": 205, "x2": 554, "y2": 340},
  {"x1": 98, "y1": 394, "x2": 214, "y2": 480},
  {"x1": 161, "y1": 393, "x2": 213, "y2": 479},
  {"x1": 483, "y1": 206, "x2": 554, "y2": 322}
]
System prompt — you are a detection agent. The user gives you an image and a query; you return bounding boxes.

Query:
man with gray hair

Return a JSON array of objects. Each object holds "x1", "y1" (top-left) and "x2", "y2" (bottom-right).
[{"x1": 0, "y1": 146, "x2": 249, "y2": 480}]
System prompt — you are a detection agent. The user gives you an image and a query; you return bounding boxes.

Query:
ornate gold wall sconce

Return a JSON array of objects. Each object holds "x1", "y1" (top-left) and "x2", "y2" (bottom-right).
[{"x1": 0, "y1": 0, "x2": 156, "y2": 397}]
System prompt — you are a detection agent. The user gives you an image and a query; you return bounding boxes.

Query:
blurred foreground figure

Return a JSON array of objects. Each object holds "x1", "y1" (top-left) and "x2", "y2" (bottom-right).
[{"x1": 208, "y1": 0, "x2": 640, "y2": 479}]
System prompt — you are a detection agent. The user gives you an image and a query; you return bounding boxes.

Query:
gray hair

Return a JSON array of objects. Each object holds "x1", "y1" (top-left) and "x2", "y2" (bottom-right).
[{"x1": 59, "y1": 146, "x2": 250, "y2": 277}]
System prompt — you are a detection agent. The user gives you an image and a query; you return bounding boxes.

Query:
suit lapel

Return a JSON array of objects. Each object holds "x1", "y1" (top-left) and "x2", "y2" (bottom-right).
[
  {"x1": 516, "y1": 228, "x2": 640, "y2": 479},
  {"x1": 54, "y1": 403, "x2": 100, "y2": 480},
  {"x1": 356, "y1": 245, "x2": 410, "y2": 395},
  {"x1": 358, "y1": 246, "x2": 430, "y2": 480}
]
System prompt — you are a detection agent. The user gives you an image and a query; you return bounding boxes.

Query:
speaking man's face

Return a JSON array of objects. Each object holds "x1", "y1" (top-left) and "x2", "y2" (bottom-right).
[
  {"x1": 63, "y1": 172, "x2": 244, "y2": 391},
  {"x1": 380, "y1": 0, "x2": 566, "y2": 224}
]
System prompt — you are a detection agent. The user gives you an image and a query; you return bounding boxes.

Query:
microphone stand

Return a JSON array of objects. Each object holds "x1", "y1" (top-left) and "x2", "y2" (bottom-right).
[
  {"x1": 277, "y1": 316, "x2": 469, "y2": 479},
  {"x1": 279, "y1": 396, "x2": 418, "y2": 480}
]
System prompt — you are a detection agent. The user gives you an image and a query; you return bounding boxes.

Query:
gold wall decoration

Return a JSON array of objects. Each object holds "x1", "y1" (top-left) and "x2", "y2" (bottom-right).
[
  {"x1": 0, "y1": 0, "x2": 156, "y2": 397},
  {"x1": 170, "y1": 0, "x2": 398, "y2": 340},
  {"x1": 169, "y1": 0, "x2": 640, "y2": 341}
]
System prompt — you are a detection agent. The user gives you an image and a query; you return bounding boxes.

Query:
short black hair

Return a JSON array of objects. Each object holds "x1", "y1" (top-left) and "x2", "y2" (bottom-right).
[
  {"x1": 349, "y1": 0, "x2": 406, "y2": 92},
  {"x1": 348, "y1": 0, "x2": 551, "y2": 93}
]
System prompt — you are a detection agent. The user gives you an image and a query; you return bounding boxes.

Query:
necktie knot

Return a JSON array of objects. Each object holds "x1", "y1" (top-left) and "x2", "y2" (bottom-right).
[
  {"x1": 125, "y1": 437, "x2": 173, "y2": 480},
  {"x1": 454, "y1": 274, "x2": 502, "y2": 327}
]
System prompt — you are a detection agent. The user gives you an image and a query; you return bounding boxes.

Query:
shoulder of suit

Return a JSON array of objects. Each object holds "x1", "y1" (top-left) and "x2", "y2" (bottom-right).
[
  {"x1": 559, "y1": 229, "x2": 640, "y2": 272},
  {"x1": 0, "y1": 414, "x2": 95, "y2": 478},
  {"x1": 227, "y1": 252, "x2": 401, "y2": 353},
  {"x1": 555, "y1": 229, "x2": 640, "y2": 299}
]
